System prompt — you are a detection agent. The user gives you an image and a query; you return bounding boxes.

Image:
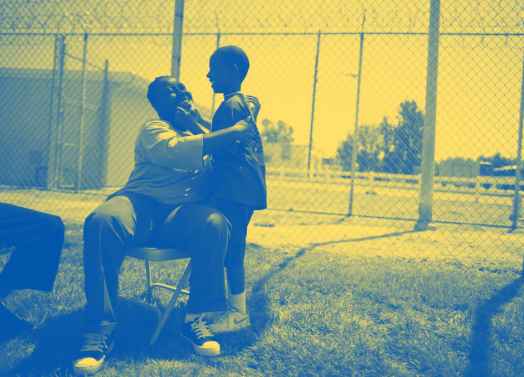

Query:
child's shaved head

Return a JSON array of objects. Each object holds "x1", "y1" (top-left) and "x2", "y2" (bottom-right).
[{"x1": 210, "y1": 45, "x2": 250, "y2": 82}]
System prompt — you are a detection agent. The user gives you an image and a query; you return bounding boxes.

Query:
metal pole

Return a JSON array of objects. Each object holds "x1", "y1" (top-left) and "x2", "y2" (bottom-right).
[
  {"x1": 210, "y1": 31, "x2": 221, "y2": 115},
  {"x1": 46, "y1": 34, "x2": 60, "y2": 190},
  {"x1": 415, "y1": 0, "x2": 441, "y2": 231},
  {"x1": 55, "y1": 35, "x2": 67, "y2": 189},
  {"x1": 171, "y1": 0, "x2": 185, "y2": 80},
  {"x1": 98, "y1": 59, "x2": 111, "y2": 188},
  {"x1": 76, "y1": 32, "x2": 88, "y2": 191},
  {"x1": 347, "y1": 32, "x2": 365, "y2": 216},
  {"x1": 511, "y1": 52, "x2": 524, "y2": 230},
  {"x1": 307, "y1": 31, "x2": 321, "y2": 177}
]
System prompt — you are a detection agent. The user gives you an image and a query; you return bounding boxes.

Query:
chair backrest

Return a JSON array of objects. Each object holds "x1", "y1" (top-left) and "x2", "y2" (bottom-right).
[{"x1": 126, "y1": 246, "x2": 191, "y2": 262}]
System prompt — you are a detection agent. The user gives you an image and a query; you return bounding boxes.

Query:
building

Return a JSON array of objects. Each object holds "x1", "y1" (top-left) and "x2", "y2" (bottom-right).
[{"x1": 0, "y1": 67, "x2": 157, "y2": 189}]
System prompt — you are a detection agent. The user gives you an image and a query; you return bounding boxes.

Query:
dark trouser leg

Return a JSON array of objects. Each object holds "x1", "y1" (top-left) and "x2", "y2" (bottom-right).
[
  {"x1": 214, "y1": 202, "x2": 253, "y2": 295},
  {"x1": 0, "y1": 203, "x2": 65, "y2": 298},
  {"x1": 83, "y1": 195, "x2": 155, "y2": 327},
  {"x1": 156, "y1": 204, "x2": 230, "y2": 314}
]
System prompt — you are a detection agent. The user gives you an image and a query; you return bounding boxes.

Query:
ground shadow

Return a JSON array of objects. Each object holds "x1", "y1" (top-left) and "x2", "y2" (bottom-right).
[
  {"x1": 1, "y1": 308, "x2": 84, "y2": 376},
  {"x1": 464, "y1": 276, "x2": 524, "y2": 377},
  {"x1": 2, "y1": 298, "x2": 193, "y2": 376},
  {"x1": 2, "y1": 227, "x2": 421, "y2": 372},
  {"x1": 247, "y1": 229, "x2": 419, "y2": 346}
]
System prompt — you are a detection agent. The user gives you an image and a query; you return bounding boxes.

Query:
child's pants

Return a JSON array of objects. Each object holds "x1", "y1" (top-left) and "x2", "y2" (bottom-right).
[{"x1": 210, "y1": 200, "x2": 253, "y2": 295}]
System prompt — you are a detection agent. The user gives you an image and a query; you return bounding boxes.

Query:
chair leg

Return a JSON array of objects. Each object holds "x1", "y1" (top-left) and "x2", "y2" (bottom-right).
[
  {"x1": 144, "y1": 259, "x2": 154, "y2": 304},
  {"x1": 150, "y1": 261, "x2": 192, "y2": 346}
]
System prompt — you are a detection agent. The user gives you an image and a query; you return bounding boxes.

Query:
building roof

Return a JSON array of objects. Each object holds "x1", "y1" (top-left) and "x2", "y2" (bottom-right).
[
  {"x1": 0, "y1": 66, "x2": 211, "y2": 116},
  {"x1": 0, "y1": 66, "x2": 149, "y2": 91}
]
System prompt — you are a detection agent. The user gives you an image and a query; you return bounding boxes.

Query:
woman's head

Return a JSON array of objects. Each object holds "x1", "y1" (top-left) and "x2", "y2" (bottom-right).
[{"x1": 147, "y1": 76, "x2": 193, "y2": 120}]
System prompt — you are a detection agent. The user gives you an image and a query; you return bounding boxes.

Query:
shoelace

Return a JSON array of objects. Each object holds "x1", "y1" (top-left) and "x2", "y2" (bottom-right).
[
  {"x1": 191, "y1": 317, "x2": 214, "y2": 339},
  {"x1": 80, "y1": 332, "x2": 110, "y2": 354}
]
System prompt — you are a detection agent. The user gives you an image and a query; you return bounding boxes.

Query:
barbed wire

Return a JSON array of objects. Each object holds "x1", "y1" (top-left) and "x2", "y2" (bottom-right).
[{"x1": 0, "y1": 0, "x2": 522, "y2": 35}]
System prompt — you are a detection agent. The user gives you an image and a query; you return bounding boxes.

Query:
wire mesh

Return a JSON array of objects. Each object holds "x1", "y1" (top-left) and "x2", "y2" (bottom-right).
[
  {"x1": 0, "y1": 0, "x2": 522, "y2": 229},
  {"x1": 0, "y1": 34, "x2": 55, "y2": 189}
]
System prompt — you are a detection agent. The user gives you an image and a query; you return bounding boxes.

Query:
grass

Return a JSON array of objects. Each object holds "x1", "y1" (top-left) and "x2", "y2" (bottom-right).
[
  {"x1": 266, "y1": 179, "x2": 514, "y2": 227},
  {"x1": 0, "y1": 189, "x2": 524, "y2": 376}
]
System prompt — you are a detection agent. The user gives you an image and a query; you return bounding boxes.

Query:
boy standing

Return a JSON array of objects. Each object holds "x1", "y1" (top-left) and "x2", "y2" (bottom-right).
[{"x1": 204, "y1": 45, "x2": 267, "y2": 333}]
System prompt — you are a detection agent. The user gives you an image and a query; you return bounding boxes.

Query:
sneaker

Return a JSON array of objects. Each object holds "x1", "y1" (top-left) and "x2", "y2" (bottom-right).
[
  {"x1": 208, "y1": 307, "x2": 250, "y2": 334},
  {"x1": 73, "y1": 330, "x2": 115, "y2": 375},
  {"x1": 181, "y1": 316, "x2": 221, "y2": 357}
]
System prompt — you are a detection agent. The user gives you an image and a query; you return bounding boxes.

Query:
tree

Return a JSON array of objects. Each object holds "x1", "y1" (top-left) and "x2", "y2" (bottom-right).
[
  {"x1": 336, "y1": 134, "x2": 354, "y2": 171},
  {"x1": 356, "y1": 125, "x2": 382, "y2": 171},
  {"x1": 388, "y1": 100, "x2": 424, "y2": 174},
  {"x1": 336, "y1": 125, "x2": 382, "y2": 172},
  {"x1": 378, "y1": 116, "x2": 395, "y2": 172},
  {"x1": 261, "y1": 118, "x2": 294, "y2": 160},
  {"x1": 336, "y1": 100, "x2": 424, "y2": 174}
]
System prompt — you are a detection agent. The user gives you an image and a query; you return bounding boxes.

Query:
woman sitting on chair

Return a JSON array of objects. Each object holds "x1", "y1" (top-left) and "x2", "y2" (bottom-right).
[{"x1": 73, "y1": 76, "x2": 255, "y2": 375}]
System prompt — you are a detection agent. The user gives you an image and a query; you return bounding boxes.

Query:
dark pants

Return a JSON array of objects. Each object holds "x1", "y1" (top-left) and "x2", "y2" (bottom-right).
[
  {"x1": 211, "y1": 200, "x2": 253, "y2": 295},
  {"x1": 83, "y1": 194, "x2": 231, "y2": 327},
  {"x1": 0, "y1": 203, "x2": 64, "y2": 298}
]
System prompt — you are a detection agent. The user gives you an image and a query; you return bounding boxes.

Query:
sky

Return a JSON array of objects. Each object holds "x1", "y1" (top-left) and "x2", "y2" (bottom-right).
[{"x1": 1, "y1": 0, "x2": 523, "y2": 161}]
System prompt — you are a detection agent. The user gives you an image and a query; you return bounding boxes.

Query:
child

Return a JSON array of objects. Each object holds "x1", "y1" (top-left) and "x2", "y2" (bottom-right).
[{"x1": 204, "y1": 45, "x2": 267, "y2": 333}]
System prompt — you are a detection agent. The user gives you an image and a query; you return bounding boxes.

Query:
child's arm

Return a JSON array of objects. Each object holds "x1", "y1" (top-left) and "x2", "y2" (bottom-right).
[
  {"x1": 202, "y1": 121, "x2": 250, "y2": 155},
  {"x1": 173, "y1": 107, "x2": 251, "y2": 156},
  {"x1": 205, "y1": 95, "x2": 260, "y2": 156}
]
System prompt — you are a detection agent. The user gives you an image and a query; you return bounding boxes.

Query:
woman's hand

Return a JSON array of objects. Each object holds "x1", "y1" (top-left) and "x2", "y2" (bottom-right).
[{"x1": 173, "y1": 106, "x2": 206, "y2": 135}]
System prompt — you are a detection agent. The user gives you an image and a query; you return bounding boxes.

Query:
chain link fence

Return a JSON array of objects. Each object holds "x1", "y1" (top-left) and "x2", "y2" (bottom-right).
[{"x1": 0, "y1": 0, "x2": 523, "y2": 229}]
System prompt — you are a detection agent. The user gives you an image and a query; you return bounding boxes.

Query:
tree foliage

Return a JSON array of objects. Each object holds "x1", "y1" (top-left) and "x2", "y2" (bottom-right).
[
  {"x1": 337, "y1": 100, "x2": 424, "y2": 174},
  {"x1": 261, "y1": 118, "x2": 294, "y2": 160}
]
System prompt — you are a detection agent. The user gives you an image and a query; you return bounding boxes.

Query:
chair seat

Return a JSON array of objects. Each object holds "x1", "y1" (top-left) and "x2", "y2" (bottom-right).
[{"x1": 127, "y1": 246, "x2": 192, "y2": 262}]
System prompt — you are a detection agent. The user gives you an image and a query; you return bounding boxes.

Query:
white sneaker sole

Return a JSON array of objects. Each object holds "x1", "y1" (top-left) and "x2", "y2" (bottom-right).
[
  {"x1": 73, "y1": 355, "x2": 106, "y2": 376},
  {"x1": 181, "y1": 334, "x2": 221, "y2": 357}
]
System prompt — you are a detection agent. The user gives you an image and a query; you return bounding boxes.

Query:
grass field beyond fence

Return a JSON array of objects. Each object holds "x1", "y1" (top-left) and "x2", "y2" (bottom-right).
[{"x1": 0, "y1": 189, "x2": 524, "y2": 377}]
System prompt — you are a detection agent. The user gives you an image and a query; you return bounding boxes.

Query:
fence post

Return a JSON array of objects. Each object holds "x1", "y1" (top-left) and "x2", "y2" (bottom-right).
[
  {"x1": 171, "y1": 0, "x2": 185, "y2": 80},
  {"x1": 76, "y1": 32, "x2": 88, "y2": 191},
  {"x1": 510, "y1": 52, "x2": 524, "y2": 231},
  {"x1": 48, "y1": 34, "x2": 67, "y2": 190},
  {"x1": 210, "y1": 31, "x2": 221, "y2": 115},
  {"x1": 347, "y1": 31, "x2": 365, "y2": 216},
  {"x1": 307, "y1": 31, "x2": 321, "y2": 178},
  {"x1": 46, "y1": 34, "x2": 61, "y2": 190},
  {"x1": 415, "y1": 0, "x2": 441, "y2": 231},
  {"x1": 98, "y1": 60, "x2": 111, "y2": 188}
]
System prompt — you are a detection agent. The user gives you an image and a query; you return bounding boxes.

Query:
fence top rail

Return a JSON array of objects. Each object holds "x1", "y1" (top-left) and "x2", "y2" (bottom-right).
[{"x1": 1, "y1": 31, "x2": 523, "y2": 37}]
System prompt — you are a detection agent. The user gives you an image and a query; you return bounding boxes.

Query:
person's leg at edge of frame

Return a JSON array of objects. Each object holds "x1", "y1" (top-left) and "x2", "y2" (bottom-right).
[
  {"x1": 0, "y1": 203, "x2": 64, "y2": 298},
  {"x1": 156, "y1": 204, "x2": 230, "y2": 357},
  {"x1": 0, "y1": 203, "x2": 65, "y2": 337},
  {"x1": 73, "y1": 195, "x2": 154, "y2": 376}
]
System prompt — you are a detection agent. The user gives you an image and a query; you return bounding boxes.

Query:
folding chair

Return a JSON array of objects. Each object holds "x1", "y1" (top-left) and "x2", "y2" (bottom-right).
[{"x1": 126, "y1": 246, "x2": 192, "y2": 345}]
